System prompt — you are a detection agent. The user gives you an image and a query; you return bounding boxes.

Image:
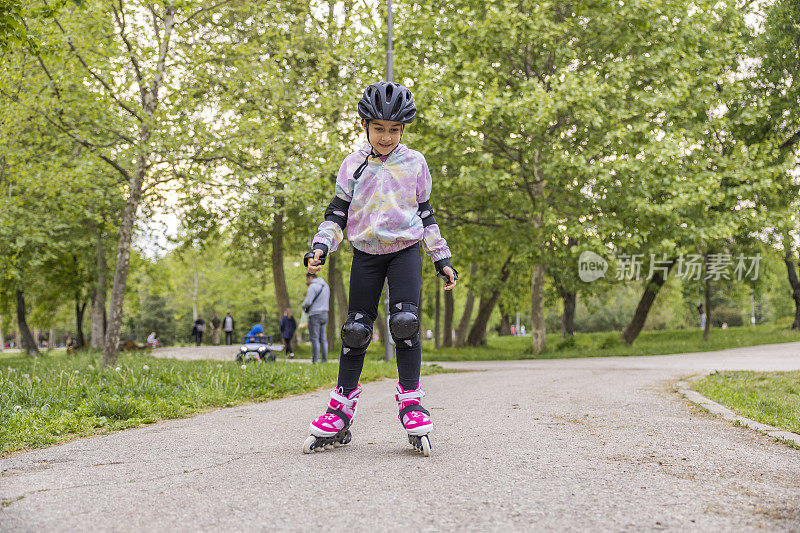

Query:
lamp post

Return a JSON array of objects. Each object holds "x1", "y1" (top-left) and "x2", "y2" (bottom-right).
[
  {"x1": 383, "y1": 0, "x2": 394, "y2": 362},
  {"x1": 386, "y1": 0, "x2": 394, "y2": 82}
]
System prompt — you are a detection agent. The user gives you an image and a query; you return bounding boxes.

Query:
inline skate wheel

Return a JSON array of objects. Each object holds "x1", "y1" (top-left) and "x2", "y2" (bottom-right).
[
  {"x1": 302, "y1": 435, "x2": 316, "y2": 454},
  {"x1": 420, "y1": 435, "x2": 431, "y2": 457}
]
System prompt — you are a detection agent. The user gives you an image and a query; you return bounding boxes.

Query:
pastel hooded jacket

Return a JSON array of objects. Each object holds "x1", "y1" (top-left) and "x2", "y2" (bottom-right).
[{"x1": 312, "y1": 143, "x2": 451, "y2": 264}]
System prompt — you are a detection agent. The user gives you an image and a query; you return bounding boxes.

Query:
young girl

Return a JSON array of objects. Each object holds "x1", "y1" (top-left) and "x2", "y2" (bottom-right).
[{"x1": 302, "y1": 81, "x2": 458, "y2": 456}]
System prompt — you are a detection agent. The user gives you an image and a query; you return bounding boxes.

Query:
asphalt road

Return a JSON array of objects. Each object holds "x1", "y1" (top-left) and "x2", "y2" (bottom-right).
[{"x1": 2, "y1": 343, "x2": 800, "y2": 531}]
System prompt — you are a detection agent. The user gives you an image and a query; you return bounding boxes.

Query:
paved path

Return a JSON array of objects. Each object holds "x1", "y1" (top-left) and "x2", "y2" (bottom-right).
[
  {"x1": 2, "y1": 343, "x2": 800, "y2": 531},
  {"x1": 150, "y1": 345, "x2": 258, "y2": 361}
]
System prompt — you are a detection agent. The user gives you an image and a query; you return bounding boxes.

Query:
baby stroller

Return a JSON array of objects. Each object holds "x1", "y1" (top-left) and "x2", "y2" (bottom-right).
[{"x1": 237, "y1": 333, "x2": 277, "y2": 362}]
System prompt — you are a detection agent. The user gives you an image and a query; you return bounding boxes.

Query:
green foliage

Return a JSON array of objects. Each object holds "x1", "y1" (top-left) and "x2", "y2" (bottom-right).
[{"x1": 122, "y1": 293, "x2": 178, "y2": 345}]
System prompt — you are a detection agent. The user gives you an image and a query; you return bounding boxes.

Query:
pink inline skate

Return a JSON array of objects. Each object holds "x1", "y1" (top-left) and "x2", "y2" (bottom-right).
[
  {"x1": 396, "y1": 383, "x2": 433, "y2": 456},
  {"x1": 302, "y1": 385, "x2": 362, "y2": 453}
]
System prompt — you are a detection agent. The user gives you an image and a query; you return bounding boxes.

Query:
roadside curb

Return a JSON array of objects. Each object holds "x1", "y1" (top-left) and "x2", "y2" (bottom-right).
[{"x1": 676, "y1": 374, "x2": 800, "y2": 447}]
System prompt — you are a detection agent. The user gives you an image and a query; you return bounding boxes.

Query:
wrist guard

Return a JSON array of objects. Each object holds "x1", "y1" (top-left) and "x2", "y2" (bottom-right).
[
  {"x1": 434, "y1": 258, "x2": 458, "y2": 282},
  {"x1": 304, "y1": 243, "x2": 329, "y2": 267}
]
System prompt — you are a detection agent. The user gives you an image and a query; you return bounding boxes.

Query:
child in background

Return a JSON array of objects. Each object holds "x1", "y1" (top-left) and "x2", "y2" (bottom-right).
[
  {"x1": 244, "y1": 324, "x2": 264, "y2": 343},
  {"x1": 279, "y1": 309, "x2": 297, "y2": 359}
]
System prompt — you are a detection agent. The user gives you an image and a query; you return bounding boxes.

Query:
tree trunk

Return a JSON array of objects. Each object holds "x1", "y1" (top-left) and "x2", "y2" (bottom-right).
[
  {"x1": 442, "y1": 289, "x2": 454, "y2": 347},
  {"x1": 383, "y1": 285, "x2": 392, "y2": 362},
  {"x1": 531, "y1": 263, "x2": 546, "y2": 353},
  {"x1": 783, "y1": 251, "x2": 800, "y2": 330},
  {"x1": 48, "y1": 328, "x2": 55, "y2": 349},
  {"x1": 557, "y1": 237, "x2": 578, "y2": 338},
  {"x1": 0, "y1": 313, "x2": 4, "y2": 351},
  {"x1": 529, "y1": 149, "x2": 547, "y2": 353},
  {"x1": 375, "y1": 304, "x2": 387, "y2": 344},
  {"x1": 91, "y1": 229, "x2": 107, "y2": 349},
  {"x1": 499, "y1": 312, "x2": 511, "y2": 336},
  {"x1": 192, "y1": 259, "x2": 199, "y2": 321},
  {"x1": 466, "y1": 298, "x2": 496, "y2": 347},
  {"x1": 703, "y1": 256, "x2": 711, "y2": 341},
  {"x1": 560, "y1": 290, "x2": 576, "y2": 338},
  {"x1": 102, "y1": 8, "x2": 175, "y2": 367},
  {"x1": 327, "y1": 254, "x2": 338, "y2": 349},
  {"x1": 434, "y1": 286, "x2": 441, "y2": 349},
  {"x1": 333, "y1": 251, "x2": 348, "y2": 325},
  {"x1": 466, "y1": 256, "x2": 513, "y2": 347},
  {"x1": 75, "y1": 299, "x2": 87, "y2": 348},
  {"x1": 16, "y1": 290, "x2": 38, "y2": 356},
  {"x1": 621, "y1": 259, "x2": 676, "y2": 345},
  {"x1": 419, "y1": 269, "x2": 425, "y2": 342},
  {"x1": 454, "y1": 263, "x2": 478, "y2": 347},
  {"x1": 271, "y1": 195, "x2": 291, "y2": 317}
]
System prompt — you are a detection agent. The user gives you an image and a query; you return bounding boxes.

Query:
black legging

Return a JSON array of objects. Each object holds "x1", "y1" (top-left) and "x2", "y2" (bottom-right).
[{"x1": 338, "y1": 243, "x2": 422, "y2": 394}]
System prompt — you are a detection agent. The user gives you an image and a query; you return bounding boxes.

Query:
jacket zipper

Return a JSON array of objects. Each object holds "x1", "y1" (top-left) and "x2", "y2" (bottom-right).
[{"x1": 374, "y1": 160, "x2": 386, "y2": 248}]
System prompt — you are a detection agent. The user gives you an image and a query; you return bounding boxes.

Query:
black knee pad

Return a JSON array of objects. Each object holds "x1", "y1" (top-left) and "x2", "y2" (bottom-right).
[
  {"x1": 389, "y1": 302, "x2": 420, "y2": 348},
  {"x1": 341, "y1": 312, "x2": 372, "y2": 356}
]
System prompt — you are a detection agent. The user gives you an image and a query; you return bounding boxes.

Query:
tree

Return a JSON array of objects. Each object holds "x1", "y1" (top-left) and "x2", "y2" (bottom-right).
[
  {"x1": 402, "y1": 0, "x2": 764, "y2": 349},
  {"x1": 6, "y1": 1, "x2": 246, "y2": 365},
  {"x1": 733, "y1": 0, "x2": 800, "y2": 329},
  {"x1": 207, "y1": 1, "x2": 374, "y2": 324}
]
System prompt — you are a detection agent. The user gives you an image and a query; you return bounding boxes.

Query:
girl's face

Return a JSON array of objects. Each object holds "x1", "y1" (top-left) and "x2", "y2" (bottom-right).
[{"x1": 363, "y1": 119, "x2": 404, "y2": 155}]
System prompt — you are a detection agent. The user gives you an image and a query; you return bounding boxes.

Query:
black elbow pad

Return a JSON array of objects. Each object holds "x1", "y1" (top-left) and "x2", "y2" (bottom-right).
[
  {"x1": 417, "y1": 200, "x2": 437, "y2": 227},
  {"x1": 324, "y1": 196, "x2": 350, "y2": 230}
]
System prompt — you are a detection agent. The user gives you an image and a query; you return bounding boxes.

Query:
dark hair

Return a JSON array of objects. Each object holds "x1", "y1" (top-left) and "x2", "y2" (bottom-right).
[{"x1": 306, "y1": 273, "x2": 317, "y2": 279}]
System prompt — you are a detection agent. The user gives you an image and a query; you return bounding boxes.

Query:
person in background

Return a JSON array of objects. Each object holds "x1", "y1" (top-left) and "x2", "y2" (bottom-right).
[
  {"x1": 210, "y1": 312, "x2": 221, "y2": 345},
  {"x1": 280, "y1": 308, "x2": 297, "y2": 359},
  {"x1": 697, "y1": 303, "x2": 707, "y2": 330},
  {"x1": 66, "y1": 335, "x2": 76, "y2": 355},
  {"x1": 222, "y1": 312, "x2": 235, "y2": 345},
  {"x1": 302, "y1": 273, "x2": 330, "y2": 364},
  {"x1": 147, "y1": 331, "x2": 160, "y2": 348},
  {"x1": 193, "y1": 315, "x2": 205, "y2": 346}
]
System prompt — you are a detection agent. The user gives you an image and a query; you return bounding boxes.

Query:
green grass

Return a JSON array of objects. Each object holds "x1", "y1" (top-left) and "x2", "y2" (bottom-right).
[
  {"x1": 0, "y1": 350, "x2": 448, "y2": 456},
  {"x1": 378, "y1": 324, "x2": 800, "y2": 361},
  {"x1": 692, "y1": 371, "x2": 800, "y2": 435}
]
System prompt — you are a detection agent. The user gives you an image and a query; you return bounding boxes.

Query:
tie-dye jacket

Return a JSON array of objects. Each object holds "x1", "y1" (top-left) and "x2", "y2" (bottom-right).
[{"x1": 312, "y1": 143, "x2": 451, "y2": 263}]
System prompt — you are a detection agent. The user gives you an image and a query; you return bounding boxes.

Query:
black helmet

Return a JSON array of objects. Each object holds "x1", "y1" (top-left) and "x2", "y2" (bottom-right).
[{"x1": 358, "y1": 81, "x2": 416, "y2": 124}]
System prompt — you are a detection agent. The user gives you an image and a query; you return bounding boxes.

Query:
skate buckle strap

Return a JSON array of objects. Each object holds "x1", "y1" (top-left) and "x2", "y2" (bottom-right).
[
  {"x1": 399, "y1": 404, "x2": 430, "y2": 419},
  {"x1": 331, "y1": 390, "x2": 356, "y2": 408},
  {"x1": 395, "y1": 389, "x2": 425, "y2": 402},
  {"x1": 326, "y1": 407, "x2": 351, "y2": 425}
]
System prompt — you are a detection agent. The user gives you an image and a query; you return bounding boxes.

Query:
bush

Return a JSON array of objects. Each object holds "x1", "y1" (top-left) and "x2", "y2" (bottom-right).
[
  {"x1": 711, "y1": 306, "x2": 744, "y2": 328},
  {"x1": 599, "y1": 333, "x2": 622, "y2": 350},
  {"x1": 774, "y1": 316, "x2": 797, "y2": 329},
  {"x1": 555, "y1": 335, "x2": 576, "y2": 351}
]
